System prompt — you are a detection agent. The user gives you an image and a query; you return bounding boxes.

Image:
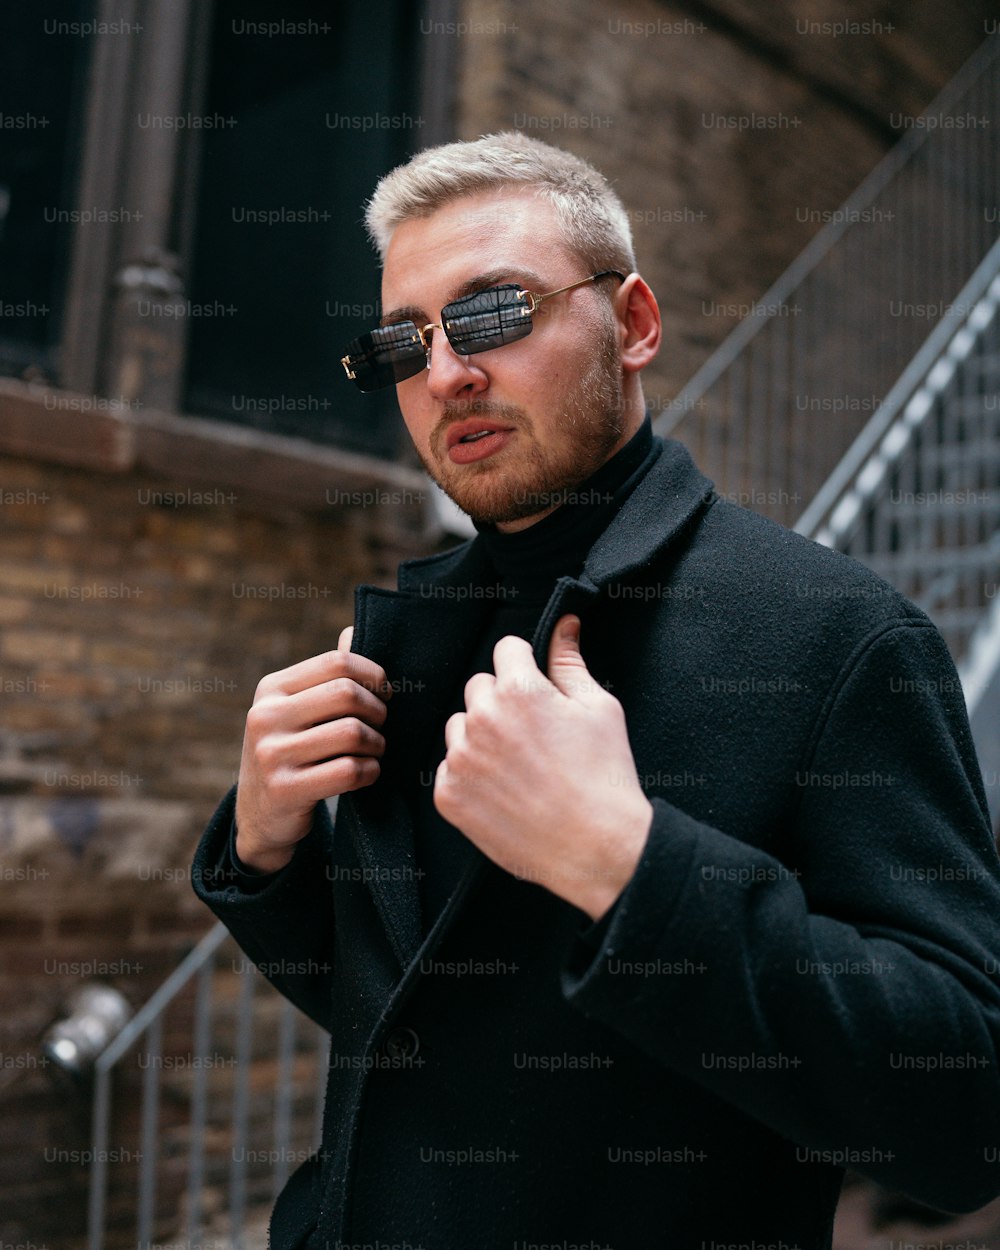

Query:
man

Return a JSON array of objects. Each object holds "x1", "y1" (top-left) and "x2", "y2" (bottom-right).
[{"x1": 193, "y1": 132, "x2": 1000, "y2": 1249}]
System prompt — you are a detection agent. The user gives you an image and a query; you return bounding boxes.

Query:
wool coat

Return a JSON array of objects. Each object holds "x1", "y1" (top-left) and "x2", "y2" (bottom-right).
[{"x1": 193, "y1": 433, "x2": 1000, "y2": 1250}]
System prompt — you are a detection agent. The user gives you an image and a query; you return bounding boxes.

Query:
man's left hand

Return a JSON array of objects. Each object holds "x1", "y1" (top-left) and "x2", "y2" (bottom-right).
[{"x1": 433, "y1": 614, "x2": 654, "y2": 921}]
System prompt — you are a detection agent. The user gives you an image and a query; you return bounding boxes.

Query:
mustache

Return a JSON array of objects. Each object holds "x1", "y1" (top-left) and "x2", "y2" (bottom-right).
[{"x1": 440, "y1": 399, "x2": 525, "y2": 422}]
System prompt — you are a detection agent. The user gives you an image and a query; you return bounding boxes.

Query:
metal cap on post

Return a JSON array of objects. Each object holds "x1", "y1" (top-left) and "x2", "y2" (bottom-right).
[{"x1": 42, "y1": 983, "x2": 133, "y2": 1077}]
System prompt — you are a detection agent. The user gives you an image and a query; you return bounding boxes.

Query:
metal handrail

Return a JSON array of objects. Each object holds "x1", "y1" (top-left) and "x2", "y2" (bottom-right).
[
  {"x1": 88, "y1": 924, "x2": 229, "y2": 1248},
  {"x1": 796, "y1": 234, "x2": 1000, "y2": 540}
]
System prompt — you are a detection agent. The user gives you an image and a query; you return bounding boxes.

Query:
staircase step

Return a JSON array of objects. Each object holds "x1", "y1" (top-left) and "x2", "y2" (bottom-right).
[
  {"x1": 860, "y1": 542, "x2": 999, "y2": 579},
  {"x1": 883, "y1": 493, "x2": 999, "y2": 521},
  {"x1": 938, "y1": 393, "x2": 1000, "y2": 425}
]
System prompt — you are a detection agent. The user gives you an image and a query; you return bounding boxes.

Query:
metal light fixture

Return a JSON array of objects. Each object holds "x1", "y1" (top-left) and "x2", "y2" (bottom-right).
[{"x1": 42, "y1": 984, "x2": 132, "y2": 1076}]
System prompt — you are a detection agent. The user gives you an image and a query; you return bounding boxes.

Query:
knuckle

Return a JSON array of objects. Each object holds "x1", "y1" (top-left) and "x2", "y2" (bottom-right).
[
  {"x1": 254, "y1": 736, "x2": 284, "y2": 773},
  {"x1": 338, "y1": 714, "x2": 365, "y2": 741},
  {"x1": 448, "y1": 740, "x2": 473, "y2": 771},
  {"x1": 432, "y1": 770, "x2": 452, "y2": 803},
  {"x1": 339, "y1": 717, "x2": 383, "y2": 754},
  {"x1": 247, "y1": 694, "x2": 282, "y2": 727},
  {"x1": 326, "y1": 675, "x2": 357, "y2": 705},
  {"x1": 253, "y1": 673, "x2": 279, "y2": 700},
  {"x1": 325, "y1": 650, "x2": 350, "y2": 678},
  {"x1": 261, "y1": 769, "x2": 291, "y2": 806},
  {"x1": 498, "y1": 673, "x2": 537, "y2": 701},
  {"x1": 338, "y1": 756, "x2": 372, "y2": 789}
]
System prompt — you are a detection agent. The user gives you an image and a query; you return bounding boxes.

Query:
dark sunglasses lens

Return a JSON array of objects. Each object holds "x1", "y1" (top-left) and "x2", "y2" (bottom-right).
[
  {"x1": 343, "y1": 323, "x2": 426, "y2": 392},
  {"x1": 443, "y1": 285, "x2": 533, "y2": 355}
]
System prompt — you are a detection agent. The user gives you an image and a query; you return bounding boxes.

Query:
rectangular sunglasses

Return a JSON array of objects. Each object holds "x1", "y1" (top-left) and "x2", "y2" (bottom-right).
[{"x1": 341, "y1": 270, "x2": 624, "y2": 393}]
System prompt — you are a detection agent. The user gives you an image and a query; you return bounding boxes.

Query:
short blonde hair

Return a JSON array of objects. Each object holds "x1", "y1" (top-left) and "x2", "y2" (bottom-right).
[{"x1": 364, "y1": 131, "x2": 636, "y2": 275}]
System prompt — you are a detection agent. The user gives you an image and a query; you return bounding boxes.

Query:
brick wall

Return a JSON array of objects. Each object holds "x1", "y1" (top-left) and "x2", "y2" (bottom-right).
[{"x1": 456, "y1": 0, "x2": 1000, "y2": 408}]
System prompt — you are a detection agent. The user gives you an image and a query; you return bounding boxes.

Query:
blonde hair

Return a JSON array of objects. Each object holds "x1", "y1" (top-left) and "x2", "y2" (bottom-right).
[{"x1": 364, "y1": 131, "x2": 636, "y2": 275}]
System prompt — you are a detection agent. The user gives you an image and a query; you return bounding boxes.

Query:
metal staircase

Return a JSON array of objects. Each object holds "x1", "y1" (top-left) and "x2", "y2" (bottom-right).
[
  {"x1": 798, "y1": 240, "x2": 1000, "y2": 827},
  {"x1": 82, "y1": 33, "x2": 1000, "y2": 1250},
  {"x1": 800, "y1": 241, "x2": 1000, "y2": 658}
]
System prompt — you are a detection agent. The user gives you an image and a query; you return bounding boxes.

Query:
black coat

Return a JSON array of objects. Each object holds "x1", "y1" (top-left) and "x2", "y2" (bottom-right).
[{"x1": 194, "y1": 435, "x2": 1000, "y2": 1250}]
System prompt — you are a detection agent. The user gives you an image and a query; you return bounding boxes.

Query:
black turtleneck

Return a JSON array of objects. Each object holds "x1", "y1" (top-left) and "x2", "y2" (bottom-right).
[
  {"x1": 407, "y1": 414, "x2": 660, "y2": 930},
  {"x1": 473, "y1": 413, "x2": 656, "y2": 601}
]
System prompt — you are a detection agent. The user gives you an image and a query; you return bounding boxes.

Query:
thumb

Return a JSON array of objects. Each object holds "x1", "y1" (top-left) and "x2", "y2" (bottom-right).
[
  {"x1": 546, "y1": 615, "x2": 600, "y2": 700},
  {"x1": 337, "y1": 625, "x2": 354, "y2": 651}
]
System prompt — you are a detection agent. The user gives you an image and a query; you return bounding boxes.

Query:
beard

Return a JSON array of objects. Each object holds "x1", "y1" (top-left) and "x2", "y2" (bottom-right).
[{"x1": 416, "y1": 320, "x2": 626, "y2": 526}]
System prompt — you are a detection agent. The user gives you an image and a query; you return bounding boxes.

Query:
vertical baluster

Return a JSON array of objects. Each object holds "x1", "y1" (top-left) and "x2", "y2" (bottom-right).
[
  {"x1": 229, "y1": 963, "x2": 255, "y2": 1248},
  {"x1": 136, "y1": 1014, "x2": 163, "y2": 1248},
  {"x1": 273, "y1": 998, "x2": 297, "y2": 1197},
  {"x1": 185, "y1": 954, "x2": 216, "y2": 1244},
  {"x1": 88, "y1": 1066, "x2": 113, "y2": 1250}
]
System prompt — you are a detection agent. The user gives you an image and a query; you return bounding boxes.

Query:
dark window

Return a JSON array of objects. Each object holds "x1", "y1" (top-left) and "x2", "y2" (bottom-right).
[
  {"x1": 183, "y1": 0, "x2": 424, "y2": 459},
  {"x1": 0, "y1": 0, "x2": 94, "y2": 377}
]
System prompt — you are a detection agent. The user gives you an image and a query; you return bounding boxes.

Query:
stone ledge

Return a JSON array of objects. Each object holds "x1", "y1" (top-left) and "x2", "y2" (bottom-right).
[{"x1": 0, "y1": 378, "x2": 433, "y2": 532}]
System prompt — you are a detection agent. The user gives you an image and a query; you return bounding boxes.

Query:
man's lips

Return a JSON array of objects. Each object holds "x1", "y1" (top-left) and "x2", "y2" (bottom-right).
[{"x1": 445, "y1": 418, "x2": 516, "y2": 451}]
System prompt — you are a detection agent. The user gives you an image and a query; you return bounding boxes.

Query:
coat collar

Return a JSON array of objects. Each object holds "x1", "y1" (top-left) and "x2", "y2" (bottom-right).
[
  {"x1": 397, "y1": 435, "x2": 715, "y2": 596},
  {"x1": 339, "y1": 435, "x2": 715, "y2": 973}
]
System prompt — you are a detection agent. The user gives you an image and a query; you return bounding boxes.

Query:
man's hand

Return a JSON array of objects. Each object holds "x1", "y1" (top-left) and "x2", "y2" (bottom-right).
[
  {"x1": 234, "y1": 626, "x2": 392, "y2": 873},
  {"x1": 433, "y1": 615, "x2": 653, "y2": 921}
]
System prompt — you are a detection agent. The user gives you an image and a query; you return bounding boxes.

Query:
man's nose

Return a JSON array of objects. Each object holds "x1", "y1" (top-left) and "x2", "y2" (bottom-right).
[{"x1": 424, "y1": 330, "x2": 489, "y2": 402}]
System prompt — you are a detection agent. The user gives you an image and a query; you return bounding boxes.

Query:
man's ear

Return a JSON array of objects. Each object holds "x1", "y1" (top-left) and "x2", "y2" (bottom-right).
[{"x1": 614, "y1": 273, "x2": 662, "y2": 374}]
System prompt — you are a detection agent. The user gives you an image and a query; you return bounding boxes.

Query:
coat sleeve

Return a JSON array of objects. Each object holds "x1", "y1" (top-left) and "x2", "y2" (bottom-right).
[
  {"x1": 561, "y1": 618, "x2": 1000, "y2": 1214},
  {"x1": 191, "y1": 785, "x2": 337, "y2": 1031}
]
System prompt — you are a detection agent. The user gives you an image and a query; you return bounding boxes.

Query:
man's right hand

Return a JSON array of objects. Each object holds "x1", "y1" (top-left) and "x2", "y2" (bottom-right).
[{"x1": 234, "y1": 626, "x2": 391, "y2": 873}]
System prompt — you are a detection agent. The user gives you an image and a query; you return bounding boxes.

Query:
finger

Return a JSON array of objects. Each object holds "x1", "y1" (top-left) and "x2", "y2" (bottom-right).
[
  {"x1": 338, "y1": 625, "x2": 354, "y2": 651},
  {"x1": 262, "y1": 648, "x2": 392, "y2": 701},
  {"x1": 291, "y1": 753, "x2": 382, "y2": 802},
  {"x1": 463, "y1": 670, "x2": 495, "y2": 710},
  {"x1": 287, "y1": 677, "x2": 390, "y2": 733},
  {"x1": 280, "y1": 717, "x2": 387, "y2": 769},
  {"x1": 323, "y1": 754, "x2": 381, "y2": 794},
  {"x1": 492, "y1": 633, "x2": 550, "y2": 697},
  {"x1": 546, "y1": 614, "x2": 603, "y2": 703},
  {"x1": 432, "y1": 756, "x2": 450, "y2": 804},
  {"x1": 443, "y1": 711, "x2": 466, "y2": 752}
]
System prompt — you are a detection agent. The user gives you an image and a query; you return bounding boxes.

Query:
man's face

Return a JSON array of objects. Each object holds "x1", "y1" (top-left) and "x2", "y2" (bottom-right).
[{"x1": 380, "y1": 191, "x2": 627, "y2": 528}]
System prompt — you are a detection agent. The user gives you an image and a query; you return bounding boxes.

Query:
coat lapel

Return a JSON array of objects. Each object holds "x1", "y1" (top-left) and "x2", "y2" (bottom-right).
[
  {"x1": 339, "y1": 435, "x2": 715, "y2": 972},
  {"x1": 337, "y1": 541, "x2": 497, "y2": 970}
]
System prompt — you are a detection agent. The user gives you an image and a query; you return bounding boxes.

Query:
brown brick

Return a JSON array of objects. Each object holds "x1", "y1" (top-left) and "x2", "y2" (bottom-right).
[
  {"x1": 0, "y1": 563, "x2": 74, "y2": 595},
  {"x1": 56, "y1": 911, "x2": 137, "y2": 942},
  {"x1": 86, "y1": 640, "x2": 164, "y2": 669},
  {"x1": 0, "y1": 915, "x2": 45, "y2": 943},
  {"x1": 2, "y1": 631, "x2": 85, "y2": 664},
  {"x1": 0, "y1": 597, "x2": 31, "y2": 624}
]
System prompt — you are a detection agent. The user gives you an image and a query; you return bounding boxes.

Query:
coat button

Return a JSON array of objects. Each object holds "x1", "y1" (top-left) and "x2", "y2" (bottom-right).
[{"x1": 382, "y1": 1026, "x2": 420, "y2": 1061}]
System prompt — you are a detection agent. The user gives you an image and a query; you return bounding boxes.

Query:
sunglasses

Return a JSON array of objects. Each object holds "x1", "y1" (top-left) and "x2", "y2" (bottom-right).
[{"x1": 340, "y1": 269, "x2": 625, "y2": 393}]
